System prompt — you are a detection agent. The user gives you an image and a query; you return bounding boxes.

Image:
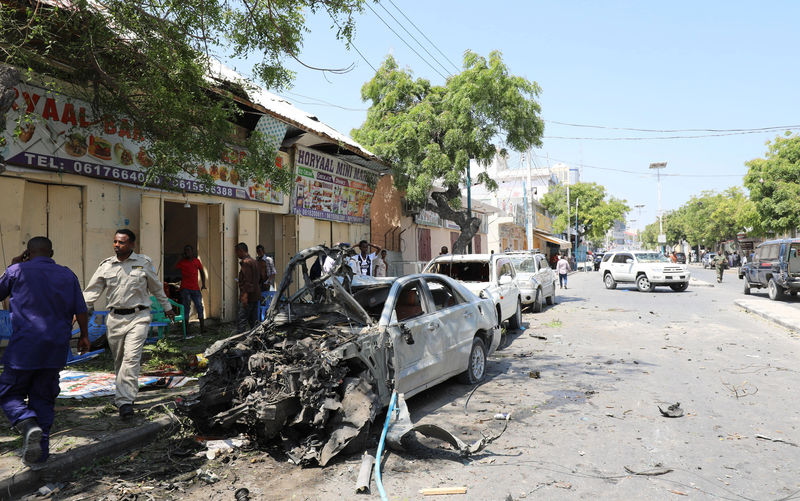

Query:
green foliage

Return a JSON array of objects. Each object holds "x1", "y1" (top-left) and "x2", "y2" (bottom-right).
[
  {"x1": 352, "y1": 51, "x2": 544, "y2": 252},
  {"x1": 0, "y1": 0, "x2": 364, "y2": 190},
  {"x1": 744, "y1": 134, "x2": 800, "y2": 235},
  {"x1": 540, "y1": 182, "x2": 629, "y2": 244}
]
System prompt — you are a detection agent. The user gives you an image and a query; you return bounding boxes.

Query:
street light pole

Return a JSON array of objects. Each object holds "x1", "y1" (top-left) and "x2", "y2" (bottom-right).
[
  {"x1": 574, "y1": 196, "x2": 579, "y2": 266},
  {"x1": 649, "y1": 162, "x2": 667, "y2": 253},
  {"x1": 634, "y1": 204, "x2": 645, "y2": 249}
]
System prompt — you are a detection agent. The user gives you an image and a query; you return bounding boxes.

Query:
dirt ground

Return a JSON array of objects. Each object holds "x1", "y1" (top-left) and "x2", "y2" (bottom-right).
[{"x1": 20, "y1": 271, "x2": 800, "y2": 500}]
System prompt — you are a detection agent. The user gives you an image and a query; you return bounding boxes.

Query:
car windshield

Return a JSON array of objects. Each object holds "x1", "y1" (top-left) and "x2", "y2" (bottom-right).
[
  {"x1": 636, "y1": 253, "x2": 671, "y2": 263},
  {"x1": 509, "y1": 256, "x2": 537, "y2": 273},
  {"x1": 429, "y1": 261, "x2": 490, "y2": 282}
]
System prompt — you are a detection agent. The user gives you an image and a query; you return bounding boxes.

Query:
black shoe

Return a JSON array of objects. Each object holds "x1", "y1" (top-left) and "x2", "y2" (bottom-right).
[
  {"x1": 16, "y1": 418, "x2": 43, "y2": 464},
  {"x1": 119, "y1": 404, "x2": 135, "y2": 420}
]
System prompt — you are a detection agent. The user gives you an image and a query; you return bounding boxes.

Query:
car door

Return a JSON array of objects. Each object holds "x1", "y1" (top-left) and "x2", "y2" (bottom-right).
[
  {"x1": 612, "y1": 253, "x2": 634, "y2": 281},
  {"x1": 535, "y1": 254, "x2": 554, "y2": 297},
  {"x1": 495, "y1": 258, "x2": 517, "y2": 317},
  {"x1": 387, "y1": 280, "x2": 444, "y2": 394},
  {"x1": 422, "y1": 277, "x2": 477, "y2": 376},
  {"x1": 747, "y1": 246, "x2": 762, "y2": 284}
]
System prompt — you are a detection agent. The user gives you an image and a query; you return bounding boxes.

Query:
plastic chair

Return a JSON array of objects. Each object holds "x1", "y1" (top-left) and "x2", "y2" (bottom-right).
[
  {"x1": 259, "y1": 291, "x2": 275, "y2": 322},
  {"x1": 149, "y1": 296, "x2": 186, "y2": 339}
]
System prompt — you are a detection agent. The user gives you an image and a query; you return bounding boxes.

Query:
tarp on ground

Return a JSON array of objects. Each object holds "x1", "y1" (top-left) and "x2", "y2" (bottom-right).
[{"x1": 58, "y1": 370, "x2": 196, "y2": 399}]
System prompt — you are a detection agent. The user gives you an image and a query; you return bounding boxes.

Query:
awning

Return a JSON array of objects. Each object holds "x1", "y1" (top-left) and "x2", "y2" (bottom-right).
[{"x1": 534, "y1": 231, "x2": 571, "y2": 249}]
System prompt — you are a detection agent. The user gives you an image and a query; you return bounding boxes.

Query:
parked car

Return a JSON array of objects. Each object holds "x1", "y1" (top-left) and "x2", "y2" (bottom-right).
[
  {"x1": 741, "y1": 238, "x2": 800, "y2": 300},
  {"x1": 182, "y1": 245, "x2": 501, "y2": 466},
  {"x1": 593, "y1": 253, "x2": 605, "y2": 271},
  {"x1": 599, "y1": 250, "x2": 691, "y2": 292},
  {"x1": 506, "y1": 251, "x2": 557, "y2": 312},
  {"x1": 675, "y1": 252, "x2": 686, "y2": 264},
  {"x1": 702, "y1": 252, "x2": 716, "y2": 268},
  {"x1": 424, "y1": 253, "x2": 523, "y2": 330}
]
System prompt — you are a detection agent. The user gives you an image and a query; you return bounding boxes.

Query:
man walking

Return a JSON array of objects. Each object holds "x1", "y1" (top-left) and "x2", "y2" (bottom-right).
[
  {"x1": 556, "y1": 254, "x2": 571, "y2": 289},
  {"x1": 236, "y1": 243, "x2": 260, "y2": 332},
  {"x1": 84, "y1": 229, "x2": 174, "y2": 420},
  {"x1": 175, "y1": 245, "x2": 206, "y2": 333},
  {"x1": 256, "y1": 244, "x2": 277, "y2": 291},
  {"x1": 713, "y1": 250, "x2": 727, "y2": 283},
  {"x1": 0, "y1": 237, "x2": 89, "y2": 467}
]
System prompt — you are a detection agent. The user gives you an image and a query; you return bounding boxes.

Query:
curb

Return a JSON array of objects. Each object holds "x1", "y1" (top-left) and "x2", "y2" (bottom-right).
[
  {"x1": 1, "y1": 415, "x2": 176, "y2": 500},
  {"x1": 690, "y1": 279, "x2": 715, "y2": 288},
  {"x1": 735, "y1": 299, "x2": 800, "y2": 332}
]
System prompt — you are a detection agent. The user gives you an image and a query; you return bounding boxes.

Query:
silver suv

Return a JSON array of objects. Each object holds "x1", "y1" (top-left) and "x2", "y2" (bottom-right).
[
  {"x1": 506, "y1": 252, "x2": 557, "y2": 312},
  {"x1": 600, "y1": 251, "x2": 690, "y2": 292}
]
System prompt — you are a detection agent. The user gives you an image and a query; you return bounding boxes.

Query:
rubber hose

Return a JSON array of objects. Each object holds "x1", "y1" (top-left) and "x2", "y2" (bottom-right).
[{"x1": 375, "y1": 390, "x2": 397, "y2": 501}]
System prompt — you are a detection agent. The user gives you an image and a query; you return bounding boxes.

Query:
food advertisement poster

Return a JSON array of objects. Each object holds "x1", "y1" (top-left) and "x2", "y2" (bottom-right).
[
  {"x1": 1, "y1": 82, "x2": 284, "y2": 204},
  {"x1": 291, "y1": 146, "x2": 377, "y2": 223}
]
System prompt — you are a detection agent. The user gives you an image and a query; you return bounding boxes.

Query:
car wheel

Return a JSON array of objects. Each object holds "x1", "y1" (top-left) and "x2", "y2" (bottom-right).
[
  {"x1": 532, "y1": 289, "x2": 543, "y2": 313},
  {"x1": 636, "y1": 274, "x2": 654, "y2": 292},
  {"x1": 743, "y1": 279, "x2": 751, "y2": 295},
  {"x1": 459, "y1": 337, "x2": 487, "y2": 384},
  {"x1": 768, "y1": 277, "x2": 784, "y2": 301},
  {"x1": 546, "y1": 282, "x2": 556, "y2": 304},
  {"x1": 791, "y1": 291, "x2": 798, "y2": 297},
  {"x1": 508, "y1": 299, "x2": 522, "y2": 330},
  {"x1": 669, "y1": 282, "x2": 689, "y2": 292},
  {"x1": 604, "y1": 272, "x2": 617, "y2": 290}
]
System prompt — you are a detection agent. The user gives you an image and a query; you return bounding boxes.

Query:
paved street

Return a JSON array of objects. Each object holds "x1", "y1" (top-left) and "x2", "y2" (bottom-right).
[{"x1": 48, "y1": 270, "x2": 800, "y2": 500}]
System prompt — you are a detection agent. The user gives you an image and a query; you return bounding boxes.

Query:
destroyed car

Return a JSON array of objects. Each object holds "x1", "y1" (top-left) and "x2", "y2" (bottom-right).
[{"x1": 179, "y1": 245, "x2": 500, "y2": 466}]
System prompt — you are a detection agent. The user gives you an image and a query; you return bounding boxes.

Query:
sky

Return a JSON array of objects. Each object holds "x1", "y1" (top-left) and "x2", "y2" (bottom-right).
[{"x1": 225, "y1": 1, "x2": 800, "y2": 233}]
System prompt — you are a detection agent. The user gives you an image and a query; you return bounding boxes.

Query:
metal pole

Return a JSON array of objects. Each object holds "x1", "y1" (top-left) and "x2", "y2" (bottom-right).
[
  {"x1": 467, "y1": 160, "x2": 472, "y2": 254},
  {"x1": 575, "y1": 197, "x2": 579, "y2": 267},
  {"x1": 649, "y1": 162, "x2": 667, "y2": 253},
  {"x1": 525, "y1": 151, "x2": 534, "y2": 251},
  {"x1": 565, "y1": 178, "x2": 570, "y2": 258}
]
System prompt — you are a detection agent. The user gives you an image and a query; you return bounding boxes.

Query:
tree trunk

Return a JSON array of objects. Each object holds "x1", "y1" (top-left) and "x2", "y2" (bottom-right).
[
  {"x1": 427, "y1": 186, "x2": 482, "y2": 255},
  {"x1": 0, "y1": 65, "x2": 21, "y2": 166}
]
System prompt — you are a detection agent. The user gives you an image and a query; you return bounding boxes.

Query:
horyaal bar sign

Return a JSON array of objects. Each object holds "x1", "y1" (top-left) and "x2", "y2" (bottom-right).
[{"x1": 1, "y1": 82, "x2": 284, "y2": 204}]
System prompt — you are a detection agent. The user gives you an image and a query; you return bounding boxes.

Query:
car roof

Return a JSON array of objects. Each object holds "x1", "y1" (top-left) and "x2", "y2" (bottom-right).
[
  {"x1": 759, "y1": 238, "x2": 800, "y2": 246},
  {"x1": 430, "y1": 253, "x2": 500, "y2": 262}
]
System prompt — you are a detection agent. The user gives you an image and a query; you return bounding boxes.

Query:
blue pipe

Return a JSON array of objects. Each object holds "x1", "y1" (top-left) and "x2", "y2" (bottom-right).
[{"x1": 375, "y1": 391, "x2": 397, "y2": 501}]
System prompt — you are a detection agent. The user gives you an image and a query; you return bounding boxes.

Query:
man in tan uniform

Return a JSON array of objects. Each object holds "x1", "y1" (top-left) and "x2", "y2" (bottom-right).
[{"x1": 84, "y1": 229, "x2": 174, "y2": 419}]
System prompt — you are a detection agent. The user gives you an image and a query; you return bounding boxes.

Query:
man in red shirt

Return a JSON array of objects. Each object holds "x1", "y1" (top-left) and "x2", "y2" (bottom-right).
[{"x1": 175, "y1": 245, "x2": 206, "y2": 333}]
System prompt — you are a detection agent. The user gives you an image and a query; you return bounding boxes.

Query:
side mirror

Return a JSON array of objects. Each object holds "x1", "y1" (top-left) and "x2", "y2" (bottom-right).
[
  {"x1": 625, "y1": 258, "x2": 634, "y2": 264},
  {"x1": 498, "y1": 275, "x2": 513, "y2": 285}
]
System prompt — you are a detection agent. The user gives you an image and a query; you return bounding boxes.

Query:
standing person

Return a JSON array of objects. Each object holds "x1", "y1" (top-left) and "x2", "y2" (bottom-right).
[
  {"x1": 175, "y1": 245, "x2": 206, "y2": 334},
  {"x1": 373, "y1": 249, "x2": 388, "y2": 277},
  {"x1": 355, "y1": 240, "x2": 382, "y2": 277},
  {"x1": 0, "y1": 237, "x2": 89, "y2": 468},
  {"x1": 440, "y1": 246, "x2": 449, "y2": 255},
  {"x1": 235, "y1": 243, "x2": 260, "y2": 332},
  {"x1": 712, "y1": 250, "x2": 727, "y2": 283},
  {"x1": 84, "y1": 229, "x2": 174, "y2": 420},
  {"x1": 669, "y1": 252, "x2": 678, "y2": 263},
  {"x1": 255, "y1": 245, "x2": 277, "y2": 291},
  {"x1": 556, "y1": 254, "x2": 571, "y2": 289}
]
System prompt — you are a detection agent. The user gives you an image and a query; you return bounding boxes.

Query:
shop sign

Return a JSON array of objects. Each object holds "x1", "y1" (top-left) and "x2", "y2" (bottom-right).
[
  {"x1": 1, "y1": 82, "x2": 284, "y2": 204},
  {"x1": 415, "y1": 209, "x2": 442, "y2": 227},
  {"x1": 292, "y1": 146, "x2": 376, "y2": 223}
]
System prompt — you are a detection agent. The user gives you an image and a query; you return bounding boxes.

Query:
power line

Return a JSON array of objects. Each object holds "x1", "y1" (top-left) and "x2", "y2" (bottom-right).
[
  {"x1": 375, "y1": 1, "x2": 452, "y2": 77},
  {"x1": 323, "y1": 5, "x2": 378, "y2": 74},
  {"x1": 544, "y1": 119, "x2": 800, "y2": 134},
  {"x1": 536, "y1": 154, "x2": 746, "y2": 178},
  {"x1": 544, "y1": 128, "x2": 800, "y2": 141},
  {"x1": 365, "y1": 2, "x2": 449, "y2": 80},
  {"x1": 383, "y1": 0, "x2": 460, "y2": 73}
]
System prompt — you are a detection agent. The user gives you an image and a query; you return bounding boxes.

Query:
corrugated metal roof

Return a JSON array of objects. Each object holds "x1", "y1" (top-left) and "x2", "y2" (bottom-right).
[{"x1": 206, "y1": 59, "x2": 388, "y2": 174}]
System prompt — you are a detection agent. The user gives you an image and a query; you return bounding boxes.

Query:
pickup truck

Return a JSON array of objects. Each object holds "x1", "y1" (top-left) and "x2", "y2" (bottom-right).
[{"x1": 741, "y1": 238, "x2": 800, "y2": 300}]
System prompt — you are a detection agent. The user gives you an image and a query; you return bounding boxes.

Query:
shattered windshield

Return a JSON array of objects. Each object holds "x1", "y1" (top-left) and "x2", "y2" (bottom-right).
[
  {"x1": 509, "y1": 256, "x2": 537, "y2": 273},
  {"x1": 430, "y1": 261, "x2": 490, "y2": 282},
  {"x1": 636, "y1": 253, "x2": 671, "y2": 263}
]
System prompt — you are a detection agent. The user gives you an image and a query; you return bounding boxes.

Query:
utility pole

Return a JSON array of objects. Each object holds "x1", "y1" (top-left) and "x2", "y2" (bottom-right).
[
  {"x1": 467, "y1": 160, "x2": 472, "y2": 253},
  {"x1": 634, "y1": 204, "x2": 645, "y2": 249},
  {"x1": 649, "y1": 162, "x2": 667, "y2": 253},
  {"x1": 565, "y1": 174, "x2": 570, "y2": 257},
  {"x1": 525, "y1": 151, "x2": 534, "y2": 251},
  {"x1": 575, "y1": 197, "x2": 580, "y2": 268}
]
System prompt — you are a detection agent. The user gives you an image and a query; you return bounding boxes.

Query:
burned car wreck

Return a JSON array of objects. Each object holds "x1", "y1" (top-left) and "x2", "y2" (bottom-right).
[{"x1": 179, "y1": 245, "x2": 501, "y2": 466}]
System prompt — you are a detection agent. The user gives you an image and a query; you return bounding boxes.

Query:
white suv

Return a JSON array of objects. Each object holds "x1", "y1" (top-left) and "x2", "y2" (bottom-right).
[
  {"x1": 424, "y1": 254, "x2": 523, "y2": 329},
  {"x1": 599, "y1": 251, "x2": 690, "y2": 292}
]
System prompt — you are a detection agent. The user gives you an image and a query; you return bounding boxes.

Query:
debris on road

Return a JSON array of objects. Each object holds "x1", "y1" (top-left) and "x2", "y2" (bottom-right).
[
  {"x1": 355, "y1": 452, "x2": 375, "y2": 494},
  {"x1": 658, "y1": 402, "x2": 684, "y2": 418},
  {"x1": 754, "y1": 434, "x2": 798, "y2": 447},
  {"x1": 624, "y1": 466, "x2": 673, "y2": 476},
  {"x1": 528, "y1": 370, "x2": 541, "y2": 378},
  {"x1": 203, "y1": 437, "x2": 249, "y2": 459},
  {"x1": 419, "y1": 486, "x2": 468, "y2": 496}
]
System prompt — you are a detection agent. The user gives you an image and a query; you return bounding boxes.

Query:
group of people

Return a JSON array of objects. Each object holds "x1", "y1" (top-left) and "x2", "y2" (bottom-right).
[{"x1": 1, "y1": 230, "x2": 175, "y2": 468}]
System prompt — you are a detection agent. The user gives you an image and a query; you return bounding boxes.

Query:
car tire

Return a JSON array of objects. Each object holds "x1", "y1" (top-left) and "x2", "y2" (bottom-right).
[
  {"x1": 669, "y1": 282, "x2": 689, "y2": 292},
  {"x1": 636, "y1": 274, "x2": 654, "y2": 292},
  {"x1": 604, "y1": 272, "x2": 617, "y2": 290},
  {"x1": 743, "y1": 279, "x2": 751, "y2": 295},
  {"x1": 546, "y1": 282, "x2": 556, "y2": 304},
  {"x1": 532, "y1": 289, "x2": 543, "y2": 313},
  {"x1": 768, "y1": 277, "x2": 784, "y2": 301},
  {"x1": 508, "y1": 299, "x2": 522, "y2": 330},
  {"x1": 791, "y1": 291, "x2": 798, "y2": 297},
  {"x1": 459, "y1": 337, "x2": 487, "y2": 385}
]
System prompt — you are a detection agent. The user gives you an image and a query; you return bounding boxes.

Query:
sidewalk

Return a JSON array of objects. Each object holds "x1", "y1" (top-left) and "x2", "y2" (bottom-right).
[{"x1": 735, "y1": 298, "x2": 800, "y2": 332}]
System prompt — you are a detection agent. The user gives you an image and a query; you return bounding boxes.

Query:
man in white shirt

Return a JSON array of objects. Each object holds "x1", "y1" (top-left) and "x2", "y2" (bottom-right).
[
  {"x1": 556, "y1": 254, "x2": 571, "y2": 289},
  {"x1": 355, "y1": 240, "x2": 382, "y2": 277}
]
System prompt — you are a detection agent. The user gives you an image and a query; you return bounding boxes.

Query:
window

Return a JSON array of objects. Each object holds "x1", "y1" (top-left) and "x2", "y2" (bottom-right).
[
  {"x1": 612, "y1": 253, "x2": 632, "y2": 264},
  {"x1": 498, "y1": 260, "x2": 514, "y2": 278},
  {"x1": 636, "y1": 253, "x2": 670, "y2": 263},
  {"x1": 395, "y1": 283, "x2": 425, "y2": 321},
  {"x1": 426, "y1": 279, "x2": 461, "y2": 311},
  {"x1": 509, "y1": 256, "x2": 537, "y2": 273},
  {"x1": 432, "y1": 261, "x2": 490, "y2": 282},
  {"x1": 764, "y1": 244, "x2": 779, "y2": 260},
  {"x1": 602, "y1": 254, "x2": 613, "y2": 262}
]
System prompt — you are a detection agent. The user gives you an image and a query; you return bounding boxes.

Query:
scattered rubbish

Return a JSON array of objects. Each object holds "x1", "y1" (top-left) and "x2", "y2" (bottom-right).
[
  {"x1": 463, "y1": 381, "x2": 488, "y2": 414},
  {"x1": 529, "y1": 334, "x2": 547, "y2": 340},
  {"x1": 419, "y1": 487, "x2": 468, "y2": 496},
  {"x1": 494, "y1": 413, "x2": 510, "y2": 420},
  {"x1": 528, "y1": 371, "x2": 541, "y2": 379},
  {"x1": 203, "y1": 438, "x2": 248, "y2": 459},
  {"x1": 624, "y1": 466, "x2": 673, "y2": 476},
  {"x1": 554, "y1": 482, "x2": 572, "y2": 489},
  {"x1": 234, "y1": 487, "x2": 251, "y2": 501},
  {"x1": 722, "y1": 381, "x2": 758, "y2": 399},
  {"x1": 754, "y1": 434, "x2": 798, "y2": 447},
  {"x1": 658, "y1": 402, "x2": 684, "y2": 418},
  {"x1": 355, "y1": 452, "x2": 375, "y2": 494},
  {"x1": 37, "y1": 483, "x2": 63, "y2": 496},
  {"x1": 669, "y1": 489, "x2": 688, "y2": 496},
  {"x1": 388, "y1": 394, "x2": 509, "y2": 457},
  {"x1": 196, "y1": 469, "x2": 220, "y2": 484}
]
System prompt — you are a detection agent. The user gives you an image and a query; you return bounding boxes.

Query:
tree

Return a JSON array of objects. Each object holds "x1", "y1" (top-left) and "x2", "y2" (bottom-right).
[
  {"x1": 743, "y1": 134, "x2": 800, "y2": 235},
  {"x1": 540, "y1": 182, "x2": 629, "y2": 248},
  {"x1": 351, "y1": 52, "x2": 544, "y2": 253},
  {"x1": 0, "y1": 0, "x2": 364, "y2": 190}
]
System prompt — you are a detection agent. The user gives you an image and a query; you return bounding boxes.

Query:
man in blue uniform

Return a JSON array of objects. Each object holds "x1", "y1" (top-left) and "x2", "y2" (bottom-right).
[{"x1": 0, "y1": 237, "x2": 89, "y2": 468}]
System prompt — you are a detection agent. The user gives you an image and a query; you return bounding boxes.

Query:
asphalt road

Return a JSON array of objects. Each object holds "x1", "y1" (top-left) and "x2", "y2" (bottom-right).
[{"x1": 60, "y1": 269, "x2": 800, "y2": 500}]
